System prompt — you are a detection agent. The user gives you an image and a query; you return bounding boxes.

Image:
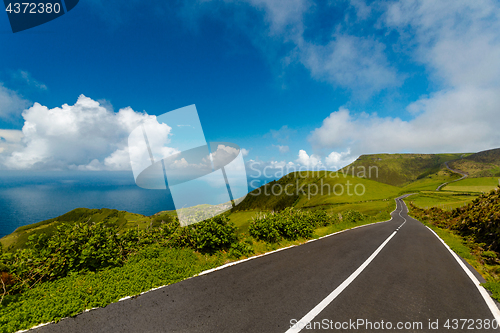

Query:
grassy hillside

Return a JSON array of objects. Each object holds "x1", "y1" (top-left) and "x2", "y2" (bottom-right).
[
  {"x1": 443, "y1": 177, "x2": 500, "y2": 193},
  {"x1": 4, "y1": 148, "x2": 498, "y2": 253},
  {"x1": 232, "y1": 170, "x2": 400, "y2": 212},
  {"x1": 339, "y1": 153, "x2": 464, "y2": 186},
  {"x1": 449, "y1": 148, "x2": 500, "y2": 177},
  {"x1": 407, "y1": 187, "x2": 500, "y2": 300},
  {"x1": 406, "y1": 192, "x2": 479, "y2": 211},
  {"x1": 0, "y1": 208, "x2": 177, "y2": 252}
]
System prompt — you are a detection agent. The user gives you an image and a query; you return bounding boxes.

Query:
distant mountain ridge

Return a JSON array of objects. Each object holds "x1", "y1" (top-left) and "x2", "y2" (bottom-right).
[
  {"x1": 339, "y1": 153, "x2": 464, "y2": 186},
  {"x1": 449, "y1": 148, "x2": 500, "y2": 178},
  {"x1": 341, "y1": 148, "x2": 500, "y2": 186}
]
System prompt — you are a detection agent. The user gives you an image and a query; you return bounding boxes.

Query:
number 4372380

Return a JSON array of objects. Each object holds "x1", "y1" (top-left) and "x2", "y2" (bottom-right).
[{"x1": 5, "y1": 2, "x2": 61, "y2": 14}]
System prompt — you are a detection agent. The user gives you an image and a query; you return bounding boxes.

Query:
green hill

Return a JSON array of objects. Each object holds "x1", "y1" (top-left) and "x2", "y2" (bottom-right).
[
  {"x1": 339, "y1": 153, "x2": 464, "y2": 186},
  {"x1": 231, "y1": 170, "x2": 399, "y2": 216},
  {"x1": 0, "y1": 208, "x2": 177, "y2": 252},
  {"x1": 449, "y1": 148, "x2": 500, "y2": 177}
]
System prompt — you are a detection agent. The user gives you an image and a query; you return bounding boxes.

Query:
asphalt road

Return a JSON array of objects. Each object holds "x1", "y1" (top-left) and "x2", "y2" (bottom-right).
[
  {"x1": 33, "y1": 197, "x2": 499, "y2": 332},
  {"x1": 436, "y1": 162, "x2": 468, "y2": 191}
]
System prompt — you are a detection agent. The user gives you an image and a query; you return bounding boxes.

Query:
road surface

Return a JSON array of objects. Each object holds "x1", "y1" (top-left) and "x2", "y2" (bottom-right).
[
  {"x1": 33, "y1": 196, "x2": 499, "y2": 332},
  {"x1": 437, "y1": 162, "x2": 469, "y2": 191}
]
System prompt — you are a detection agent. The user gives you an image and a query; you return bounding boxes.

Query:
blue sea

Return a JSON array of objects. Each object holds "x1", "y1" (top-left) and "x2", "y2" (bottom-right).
[{"x1": 0, "y1": 171, "x2": 176, "y2": 238}]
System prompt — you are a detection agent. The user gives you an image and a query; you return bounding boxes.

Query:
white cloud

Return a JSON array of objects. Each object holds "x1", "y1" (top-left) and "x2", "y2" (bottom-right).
[
  {"x1": 268, "y1": 125, "x2": 296, "y2": 142},
  {"x1": 325, "y1": 149, "x2": 355, "y2": 170},
  {"x1": 296, "y1": 149, "x2": 324, "y2": 168},
  {"x1": 301, "y1": 34, "x2": 400, "y2": 96},
  {"x1": 2, "y1": 95, "x2": 167, "y2": 171},
  {"x1": 241, "y1": 148, "x2": 249, "y2": 157},
  {"x1": 0, "y1": 129, "x2": 23, "y2": 157},
  {"x1": 0, "y1": 84, "x2": 30, "y2": 120},
  {"x1": 309, "y1": 88, "x2": 500, "y2": 155},
  {"x1": 185, "y1": 0, "x2": 399, "y2": 95},
  {"x1": 384, "y1": 0, "x2": 500, "y2": 89},
  {"x1": 12, "y1": 70, "x2": 48, "y2": 90},
  {"x1": 308, "y1": 1, "x2": 500, "y2": 155},
  {"x1": 273, "y1": 144, "x2": 289, "y2": 153}
]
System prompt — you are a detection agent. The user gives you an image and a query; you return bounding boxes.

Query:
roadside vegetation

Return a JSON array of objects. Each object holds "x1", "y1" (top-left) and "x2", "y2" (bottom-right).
[
  {"x1": 405, "y1": 187, "x2": 500, "y2": 301},
  {"x1": 0, "y1": 202, "x2": 393, "y2": 332},
  {"x1": 1, "y1": 147, "x2": 499, "y2": 332}
]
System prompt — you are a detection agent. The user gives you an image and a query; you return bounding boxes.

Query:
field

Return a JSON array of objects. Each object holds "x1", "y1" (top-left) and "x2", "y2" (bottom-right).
[
  {"x1": 405, "y1": 191, "x2": 479, "y2": 211},
  {"x1": 398, "y1": 169, "x2": 461, "y2": 193},
  {"x1": 442, "y1": 177, "x2": 499, "y2": 193}
]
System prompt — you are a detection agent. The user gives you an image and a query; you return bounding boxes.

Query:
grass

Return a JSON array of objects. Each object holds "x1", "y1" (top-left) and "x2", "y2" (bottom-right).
[
  {"x1": 0, "y1": 201, "x2": 397, "y2": 332},
  {"x1": 227, "y1": 210, "x2": 261, "y2": 233},
  {"x1": 443, "y1": 177, "x2": 500, "y2": 193},
  {"x1": 404, "y1": 198, "x2": 500, "y2": 302},
  {"x1": 340, "y1": 153, "x2": 464, "y2": 186},
  {"x1": 0, "y1": 246, "x2": 224, "y2": 333},
  {"x1": 398, "y1": 170, "x2": 461, "y2": 193},
  {"x1": 0, "y1": 208, "x2": 172, "y2": 252},
  {"x1": 406, "y1": 191, "x2": 479, "y2": 211}
]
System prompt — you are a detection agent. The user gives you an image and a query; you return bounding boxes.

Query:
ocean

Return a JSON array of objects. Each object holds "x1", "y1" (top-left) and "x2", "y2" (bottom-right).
[{"x1": 0, "y1": 171, "x2": 176, "y2": 238}]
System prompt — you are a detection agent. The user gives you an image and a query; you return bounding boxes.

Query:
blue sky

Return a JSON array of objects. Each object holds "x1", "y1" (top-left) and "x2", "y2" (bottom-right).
[{"x1": 1, "y1": 0, "x2": 500, "y2": 176}]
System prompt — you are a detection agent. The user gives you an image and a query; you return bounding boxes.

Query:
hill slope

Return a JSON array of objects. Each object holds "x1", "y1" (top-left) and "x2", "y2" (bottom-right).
[
  {"x1": 233, "y1": 170, "x2": 400, "y2": 212},
  {"x1": 449, "y1": 148, "x2": 500, "y2": 177},
  {"x1": 0, "y1": 208, "x2": 176, "y2": 252},
  {"x1": 339, "y1": 153, "x2": 464, "y2": 186}
]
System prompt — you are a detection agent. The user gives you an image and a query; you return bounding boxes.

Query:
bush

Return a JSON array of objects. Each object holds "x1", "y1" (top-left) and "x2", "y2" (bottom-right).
[
  {"x1": 249, "y1": 208, "x2": 316, "y2": 243},
  {"x1": 0, "y1": 214, "x2": 239, "y2": 301},
  {"x1": 188, "y1": 215, "x2": 238, "y2": 254},
  {"x1": 6, "y1": 222, "x2": 124, "y2": 294},
  {"x1": 341, "y1": 210, "x2": 365, "y2": 223},
  {"x1": 228, "y1": 240, "x2": 254, "y2": 259}
]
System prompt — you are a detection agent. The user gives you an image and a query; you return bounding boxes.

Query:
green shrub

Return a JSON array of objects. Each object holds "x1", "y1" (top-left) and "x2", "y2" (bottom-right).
[
  {"x1": 249, "y1": 208, "x2": 316, "y2": 243},
  {"x1": 188, "y1": 215, "x2": 238, "y2": 254},
  {"x1": 341, "y1": 210, "x2": 365, "y2": 223},
  {"x1": 228, "y1": 240, "x2": 254, "y2": 259}
]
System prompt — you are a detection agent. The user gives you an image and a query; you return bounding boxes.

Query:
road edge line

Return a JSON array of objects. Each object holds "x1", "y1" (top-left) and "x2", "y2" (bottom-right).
[
  {"x1": 18, "y1": 200, "x2": 403, "y2": 333},
  {"x1": 286, "y1": 228, "x2": 400, "y2": 333},
  {"x1": 425, "y1": 226, "x2": 500, "y2": 323},
  {"x1": 200, "y1": 198, "x2": 402, "y2": 276}
]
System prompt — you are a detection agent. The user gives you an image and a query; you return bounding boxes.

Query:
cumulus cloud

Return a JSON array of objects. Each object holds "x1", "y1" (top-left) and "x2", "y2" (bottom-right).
[
  {"x1": 308, "y1": 0, "x2": 500, "y2": 156},
  {"x1": 325, "y1": 149, "x2": 355, "y2": 170},
  {"x1": 2, "y1": 95, "x2": 168, "y2": 171},
  {"x1": 0, "y1": 129, "x2": 23, "y2": 157},
  {"x1": 241, "y1": 148, "x2": 249, "y2": 157},
  {"x1": 309, "y1": 89, "x2": 500, "y2": 156},
  {"x1": 296, "y1": 149, "x2": 324, "y2": 168}
]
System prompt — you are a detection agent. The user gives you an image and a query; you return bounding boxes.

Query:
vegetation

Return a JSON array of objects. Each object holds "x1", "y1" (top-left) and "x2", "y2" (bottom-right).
[
  {"x1": 1, "y1": 147, "x2": 499, "y2": 331},
  {"x1": 0, "y1": 201, "x2": 379, "y2": 332},
  {"x1": 232, "y1": 171, "x2": 400, "y2": 212},
  {"x1": 449, "y1": 148, "x2": 500, "y2": 178},
  {"x1": 442, "y1": 177, "x2": 499, "y2": 193},
  {"x1": 407, "y1": 191, "x2": 479, "y2": 211},
  {"x1": 406, "y1": 187, "x2": 500, "y2": 300},
  {"x1": 249, "y1": 208, "x2": 329, "y2": 243},
  {"x1": 0, "y1": 247, "x2": 223, "y2": 333},
  {"x1": 339, "y1": 153, "x2": 464, "y2": 186}
]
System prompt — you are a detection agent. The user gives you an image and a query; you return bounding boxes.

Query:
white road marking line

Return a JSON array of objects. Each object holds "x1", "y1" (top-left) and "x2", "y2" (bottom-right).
[
  {"x1": 285, "y1": 204, "x2": 406, "y2": 333},
  {"x1": 425, "y1": 226, "x2": 500, "y2": 323}
]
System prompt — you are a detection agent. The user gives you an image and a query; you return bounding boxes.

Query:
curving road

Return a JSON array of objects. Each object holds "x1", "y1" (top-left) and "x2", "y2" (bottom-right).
[
  {"x1": 436, "y1": 161, "x2": 468, "y2": 191},
  {"x1": 34, "y1": 196, "x2": 499, "y2": 333}
]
